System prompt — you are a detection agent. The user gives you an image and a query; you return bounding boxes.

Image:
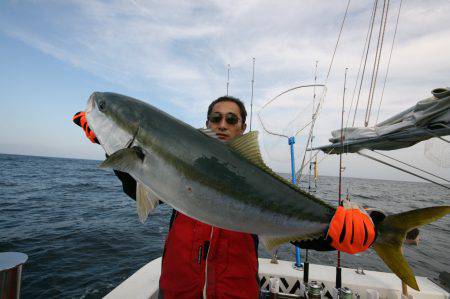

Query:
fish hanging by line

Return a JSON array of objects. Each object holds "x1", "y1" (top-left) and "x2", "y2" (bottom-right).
[{"x1": 83, "y1": 91, "x2": 450, "y2": 291}]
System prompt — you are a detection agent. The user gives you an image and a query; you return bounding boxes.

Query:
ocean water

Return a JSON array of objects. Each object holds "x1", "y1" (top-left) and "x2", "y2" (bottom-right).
[{"x1": 0, "y1": 153, "x2": 449, "y2": 298}]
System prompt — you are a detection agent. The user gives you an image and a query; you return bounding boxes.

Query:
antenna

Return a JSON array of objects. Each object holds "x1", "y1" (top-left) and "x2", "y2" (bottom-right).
[
  {"x1": 250, "y1": 58, "x2": 255, "y2": 131},
  {"x1": 226, "y1": 64, "x2": 230, "y2": 95}
]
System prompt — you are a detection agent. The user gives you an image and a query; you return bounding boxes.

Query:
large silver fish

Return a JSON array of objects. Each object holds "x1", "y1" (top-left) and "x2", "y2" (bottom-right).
[{"x1": 85, "y1": 91, "x2": 449, "y2": 290}]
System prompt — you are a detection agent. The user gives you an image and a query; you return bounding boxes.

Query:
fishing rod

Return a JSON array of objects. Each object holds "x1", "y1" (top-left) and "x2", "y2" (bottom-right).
[
  {"x1": 336, "y1": 68, "x2": 348, "y2": 290},
  {"x1": 308, "y1": 60, "x2": 319, "y2": 192},
  {"x1": 303, "y1": 60, "x2": 319, "y2": 286},
  {"x1": 250, "y1": 58, "x2": 255, "y2": 132}
]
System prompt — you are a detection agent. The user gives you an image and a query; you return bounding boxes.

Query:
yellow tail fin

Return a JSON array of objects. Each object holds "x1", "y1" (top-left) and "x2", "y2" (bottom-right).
[{"x1": 373, "y1": 206, "x2": 450, "y2": 290}]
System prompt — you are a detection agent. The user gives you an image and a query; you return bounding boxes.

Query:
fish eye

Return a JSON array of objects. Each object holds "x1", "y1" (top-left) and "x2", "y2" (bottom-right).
[{"x1": 98, "y1": 100, "x2": 106, "y2": 111}]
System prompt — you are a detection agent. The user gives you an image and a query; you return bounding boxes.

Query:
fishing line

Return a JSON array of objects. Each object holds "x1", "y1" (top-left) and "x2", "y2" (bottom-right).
[
  {"x1": 373, "y1": 150, "x2": 450, "y2": 183},
  {"x1": 301, "y1": 0, "x2": 351, "y2": 149},
  {"x1": 346, "y1": 0, "x2": 378, "y2": 129},
  {"x1": 297, "y1": 0, "x2": 352, "y2": 183},
  {"x1": 364, "y1": 0, "x2": 390, "y2": 127},
  {"x1": 352, "y1": 0, "x2": 379, "y2": 127},
  {"x1": 375, "y1": 0, "x2": 403, "y2": 124},
  {"x1": 249, "y1": 58, "x2": 256, "y2": 132},
  {"x1": 358, "y1": 150, "x2": 450, "y2": 190}
]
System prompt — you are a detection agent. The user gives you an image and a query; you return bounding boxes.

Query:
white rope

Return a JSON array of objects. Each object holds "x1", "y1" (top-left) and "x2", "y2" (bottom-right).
[
  {"x1": 345, "y1": 3, "x2": 374, "y2": 129},
  {"x1": 352, "y1": 0, "x2": 379, "y2": 127},
  {"x1": 375, "y1": 0, "x2": 403, "y2": 124},
  {"x1": 364, "y1": 0, "x2": 390, "y2": 127}
]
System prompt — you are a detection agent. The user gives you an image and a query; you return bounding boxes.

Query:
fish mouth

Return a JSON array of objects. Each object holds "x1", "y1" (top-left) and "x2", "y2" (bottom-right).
[
  {"x1": 86, "y1": 94, "x2": 96, "y2": 114},
  {"x1": 85, "y1": 92, "x2": 140, "y2": 156}
]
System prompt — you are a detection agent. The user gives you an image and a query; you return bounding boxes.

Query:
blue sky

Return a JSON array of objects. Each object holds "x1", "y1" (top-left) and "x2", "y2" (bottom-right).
[{"x1": 1, "y1": 0, "x2": 449, "y2": 182}]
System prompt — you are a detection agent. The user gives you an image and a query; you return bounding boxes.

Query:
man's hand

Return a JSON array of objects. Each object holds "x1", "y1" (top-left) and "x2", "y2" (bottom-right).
[
  {"x1": 327, "y1": 201, "x2": 376, "y2": 254},
  {"x1": 73, "y1": 111, "x2": 99, "y2": 144}
]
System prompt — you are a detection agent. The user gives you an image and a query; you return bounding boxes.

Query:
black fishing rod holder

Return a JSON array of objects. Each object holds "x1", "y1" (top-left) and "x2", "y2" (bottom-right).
[{"x1": 0, "y1": 252, "x2": 28, "y2": 299}]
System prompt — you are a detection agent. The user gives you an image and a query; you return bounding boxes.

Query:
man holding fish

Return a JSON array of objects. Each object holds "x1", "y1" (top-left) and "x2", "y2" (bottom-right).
[{"x1": 73, "y1": 92, "x2": 449, "y2": 297}]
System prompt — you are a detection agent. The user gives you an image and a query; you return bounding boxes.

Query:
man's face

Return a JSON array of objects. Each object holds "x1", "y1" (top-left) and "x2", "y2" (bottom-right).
[{"x1": 206, "y1": 101, "x2": 246, "y2": 141}]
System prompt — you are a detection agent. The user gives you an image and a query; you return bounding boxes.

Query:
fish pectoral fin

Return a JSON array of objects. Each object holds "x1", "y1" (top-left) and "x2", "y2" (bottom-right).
[
  {"x1": 136, "y1": 182, "x2": 161, "y2": 224},
  {"x1": 99, "y1": 146, "x2": 145, "y2": 173},
  {"x1": 260, "y1": 235, "x2": 292, "y2": 251}
]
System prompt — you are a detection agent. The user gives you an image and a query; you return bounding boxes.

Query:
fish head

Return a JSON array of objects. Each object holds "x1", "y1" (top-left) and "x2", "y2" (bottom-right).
[{"x1": 85, "y1": 92, "x2": 142, "y2": 156}]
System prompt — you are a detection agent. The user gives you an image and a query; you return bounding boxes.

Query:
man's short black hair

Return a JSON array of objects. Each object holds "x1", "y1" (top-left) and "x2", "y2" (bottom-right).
[{"x1": 207, "y1": 96, "x2": 247, "y2": 125}]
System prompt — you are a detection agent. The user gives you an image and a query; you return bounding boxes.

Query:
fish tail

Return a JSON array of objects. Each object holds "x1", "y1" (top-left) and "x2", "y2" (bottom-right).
[{"x1": 373, "y1": 206, "x2": 450, "y2": 291}]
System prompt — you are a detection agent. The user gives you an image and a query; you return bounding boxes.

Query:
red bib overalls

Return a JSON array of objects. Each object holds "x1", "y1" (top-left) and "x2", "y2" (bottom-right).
[{"x1": 159, "y1": 211, "x2": 259, "y2": 299}]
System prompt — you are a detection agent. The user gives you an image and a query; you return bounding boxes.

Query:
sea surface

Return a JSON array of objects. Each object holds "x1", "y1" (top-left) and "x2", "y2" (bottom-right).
[{"x1": 0, "y1": 153, "x2": 449, "y2": 298}]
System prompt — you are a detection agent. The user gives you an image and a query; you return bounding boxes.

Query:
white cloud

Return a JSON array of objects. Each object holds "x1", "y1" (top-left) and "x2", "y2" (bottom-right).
[{"x1": 1, "y1": 0, "x2": 449, "y2": 181}]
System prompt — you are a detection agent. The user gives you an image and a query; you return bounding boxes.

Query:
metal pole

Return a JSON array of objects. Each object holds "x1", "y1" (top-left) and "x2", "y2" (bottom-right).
[
  {"x1": 289, "y1": 137, "x2": 297, "y2": 186},
  {"x1": 250, "y1": 58, "x2": 255, "y2": 132}
]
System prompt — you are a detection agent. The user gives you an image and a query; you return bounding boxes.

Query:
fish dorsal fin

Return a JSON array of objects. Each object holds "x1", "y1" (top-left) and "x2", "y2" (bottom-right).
[
  {"x1": 228, "y1": 131, "x2": 267, "y2": 168},
  {"x1": 228, "y1": 131, "x2": 293, "y2": 186},
  {"x1": 136, "y1": 182, "x2": 161, "y2": 224},
  {"x1": 198, "y1": 128, "x2": 220, "y2": 139},
  {"x1": 229, "y1": 132, "x2": 334, "y2": 209}
]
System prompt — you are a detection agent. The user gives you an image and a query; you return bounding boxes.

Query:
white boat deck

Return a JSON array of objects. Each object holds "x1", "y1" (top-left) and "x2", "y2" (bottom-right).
[{"x1": 105, "y1": 257, "x2": 449, "y2": 299}]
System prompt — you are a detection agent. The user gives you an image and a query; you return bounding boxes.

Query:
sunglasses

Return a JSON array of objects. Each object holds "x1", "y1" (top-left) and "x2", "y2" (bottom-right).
[{"x1": 208, "y1": 112, "x2": 240, "y2": 125}]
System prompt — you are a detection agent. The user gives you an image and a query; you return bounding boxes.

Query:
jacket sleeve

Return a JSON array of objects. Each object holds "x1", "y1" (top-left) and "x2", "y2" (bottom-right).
[
  {"x1": 290, "y1": 236, "x2": 334, "y2": 251},
  {"x1": 291, "y1": 209, "x2": 386, "y2": 251},
  {"x1": 114, "y1": 170, "x2": 137, "y2": 201},
  {"x1": 113, "y1": 170, "x2": 165, "y2": 205}
]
